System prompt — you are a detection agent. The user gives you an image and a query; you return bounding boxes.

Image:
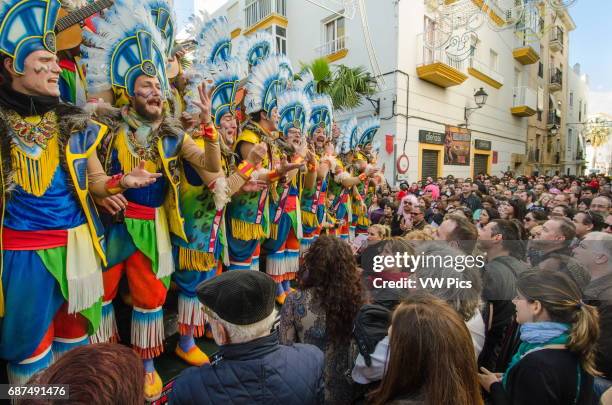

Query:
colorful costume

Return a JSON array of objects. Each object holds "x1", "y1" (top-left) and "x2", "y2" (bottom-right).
[
  {"x1": 226, "y1": 53, "x2": 291, "y2": 271},
  {"x1": 261, "y1": 90, "x2": 311, "y2": 302},
  {"x1": 81, "y1": 2, "x2": 223, "y2": 399},
  {"x1": 0, "y1": 0, "x2": 117, "y2": 383}
]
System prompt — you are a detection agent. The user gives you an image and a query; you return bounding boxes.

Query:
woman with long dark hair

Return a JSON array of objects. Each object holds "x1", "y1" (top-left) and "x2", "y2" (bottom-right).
[
  {"x1": 279, "y1": 235, "x2": 364, "y2": 404},
  {"x1": 479, "y1": 269, "x2": 599, "y2": 404},
  {"x1": 370, "y1": 294, "x2": 484, "y2": 405}
]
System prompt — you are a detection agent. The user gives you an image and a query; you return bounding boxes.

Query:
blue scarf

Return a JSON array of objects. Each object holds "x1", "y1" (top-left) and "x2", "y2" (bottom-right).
[{"x1": 502, "y1": 322, "x2": 570, "y2": 388}]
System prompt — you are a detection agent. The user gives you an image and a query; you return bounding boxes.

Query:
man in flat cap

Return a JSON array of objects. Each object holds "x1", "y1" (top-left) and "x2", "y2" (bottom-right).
[{"x1": 169, "y1": 271, "x2": 324, "y2": 404}]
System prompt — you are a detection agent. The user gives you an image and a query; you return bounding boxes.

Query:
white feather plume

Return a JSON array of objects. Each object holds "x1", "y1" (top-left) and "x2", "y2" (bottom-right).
[
  {"x1": 188, "y1": 11, "x2": 231, "y2": 66},
  {"x1": 244, "y1": 55, "x2": 293, "y2": 115},
  {"x1": 356, "y1": 117, "x2": 381, "y2": 146},
  {"x1": 277, "y1": 90, "x2": 312, "y2": 133},
  {"x1": 236, "y1": 31, "x2": 277, "y2": 67}
]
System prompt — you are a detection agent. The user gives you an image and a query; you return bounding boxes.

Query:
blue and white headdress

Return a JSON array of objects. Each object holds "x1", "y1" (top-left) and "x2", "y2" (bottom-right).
[
  {"x1": 277, "y1": 90, "x2": 311, "y2": 137},
  {"x1": 237, "y1": 31, "x2": 276, "y2": 69},
  {"x1": 189, "y1": 11, "x2": 232, "y2": 67},
  {"x1": 245, "y1": 55, "x2": 293, "y2": 119},
  {"x1": 296, "y1": 69, "x2": 316, "y2": 99},
  {"x1": 308, "y1": 94, "x2": 333, "y2": 139},
  {"x1": 357, "y1": 117, "x2": 380, "y2": 147},
  {"x1": 0, "y1": 0, "x2": 61, "y2": 74},
  {"x1": 336, "y1": 116, "x2": 358, "y2": 155},
  {"x1": 185, "y1": 58, "x2": 245, "y2": 126},
  {"x1": 82, "y1": 3, "x2": 169, "y2": 102}
]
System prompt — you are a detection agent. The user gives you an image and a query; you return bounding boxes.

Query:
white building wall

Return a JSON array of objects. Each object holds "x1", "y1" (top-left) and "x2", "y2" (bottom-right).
[
  {"x1": 214, "y1": 0, "x2": 531, "y2": 184},
  {"x1": 566, "y1": 63, "x2": 589, "y2": 175}
]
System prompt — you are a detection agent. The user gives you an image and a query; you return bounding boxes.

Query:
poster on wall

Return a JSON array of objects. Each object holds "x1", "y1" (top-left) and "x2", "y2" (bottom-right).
[{"x1": 444, "y1": 126, "x2": 471, "y2": 166}]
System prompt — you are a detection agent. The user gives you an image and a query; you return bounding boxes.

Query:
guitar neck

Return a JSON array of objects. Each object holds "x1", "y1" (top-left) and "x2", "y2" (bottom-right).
[{"x1": 55, "y1": 0, "x2": 113, "y2": 32}]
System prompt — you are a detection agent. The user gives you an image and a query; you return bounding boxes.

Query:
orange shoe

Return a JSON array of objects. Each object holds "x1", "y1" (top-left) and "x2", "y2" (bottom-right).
[
  {"x1": 144, "y1": 370, "x2": 163, "y2": 402},
  {"x1": 275, "y1": 293, "x2": 287, "y2": 305},
  {"x1": 175, "y1": 345, "x2": 210, "y2": 367}
]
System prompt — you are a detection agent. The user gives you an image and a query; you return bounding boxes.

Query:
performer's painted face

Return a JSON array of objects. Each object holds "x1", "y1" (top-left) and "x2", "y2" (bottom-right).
[
  {"x1": 313, "y1": 127, "x2": 326, "y2": 147},
  {"x1": 287, "y1": 127, "x2": 302, "y2": 148},
  {"x1": 331, "y1": 122, "x2": 340, "y2": 140},
  {"x1": 132, "y1": 75, "x2": 164, "y2": 121},
  {"x1": 8, "y1": 50, "x2": 61, "y2": 97},
  {"x1": 270, "y1": 107, "x2": 280, "y2": 128},
  {"x1": 219, "y1": 113, "x2": 237, "y2": 147}
]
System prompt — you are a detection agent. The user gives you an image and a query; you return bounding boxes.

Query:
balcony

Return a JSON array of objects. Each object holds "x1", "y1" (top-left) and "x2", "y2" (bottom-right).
[
  {"x1": 468, "y1": 57, "x2": 504, "y2": 89},
  {"x1": 511, "y1": 86, "x2": 537, "y2": 117},
  {"x1": 549, "y1": 27, "x2": 564, "y2": 53},
  {"x1": 416, "y1": 33, "x2": 468, "y2": 88},
  {"x1": 549, "y1": 68, "x2": 563, "y2": 92},
  {"x1": 243, "y1": 0, "x2": 287, "y2": 35},
  {"x1": 315, "y1": 36, "x2": 348, "y2": 62},
  {"x1": 513, "y1": 28, "x2": 540, "y2": 65}
]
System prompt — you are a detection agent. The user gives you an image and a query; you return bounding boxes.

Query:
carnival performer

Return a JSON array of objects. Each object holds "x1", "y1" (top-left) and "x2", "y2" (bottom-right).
[
  {"x1": 226, "y1": 52, "x2": 302, "y2": 272},
  {"x1": 261, "y1": 89, "x2": 318, "y2": 304},
  {"x1": 0, "y1": 0, "x2": 162, "y2": 384},
  {"x1": 170, "y1": 14, "x2": 266, "y2": 367},
  {"x1": 80, "y1": 3, "x2": 231, "y2": 400}
]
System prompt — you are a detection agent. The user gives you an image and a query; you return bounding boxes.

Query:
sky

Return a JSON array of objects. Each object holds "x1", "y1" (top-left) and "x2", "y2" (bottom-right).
[
  {"x1": 174, "y1": 0, "x2": 226, "y2": 30},
  {"x1": 568, "y1": 0, "x2": 612, "y2": 115}
]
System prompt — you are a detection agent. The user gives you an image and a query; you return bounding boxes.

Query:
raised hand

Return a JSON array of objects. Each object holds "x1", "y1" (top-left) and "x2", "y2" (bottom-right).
[
  {"x1": 241, "y1": 180, "x2": 268, "y2": 193},
  {"x1": 123, "y1": 161, "x2": 162, "y2": 189},
  {"x1": 191, "y1": 83, "x2": 213, "y2": 126},
  {"x1": 277, "y1": 156, "x2": 304, "y2": 176},
  {"x1": 246, "y1": 142, "x2": 268, "y2": 166}
]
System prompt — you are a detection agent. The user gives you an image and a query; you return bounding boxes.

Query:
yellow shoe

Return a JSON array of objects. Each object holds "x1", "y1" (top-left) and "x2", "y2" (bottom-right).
[
  {"x1": 144, "y1": 370, "x2": 163, "y2": 402},
  {"x1": 276, "y1": 293, "x2": 287, "y2": 305},
  {"x1": 175, "y1": 345, "x2": 210, "y2": 367}
]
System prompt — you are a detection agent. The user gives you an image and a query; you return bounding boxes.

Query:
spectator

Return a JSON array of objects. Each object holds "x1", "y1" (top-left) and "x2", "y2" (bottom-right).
[
  {"x1": 551, "y1": 204, "x2": 574, "y2": 219},
  {"x1": 581, "y1": 186, "x2": 596, "y2": 200},
  {"x1": 578, "y1": 197, "x2": 592, "y2": 212},
  {"x1": 531, "y1": 218, "x2": 591, "y2": 291},
  {"x1": 519, "y1": 190, "x2": 536, "y2": 210},
  {"x1": 477, "y1": 220, "x2": 531, "y2": 372},
  {"x1": 573, "y1": 211, "x2": 605, "y2": 240},
  {"x1": 370, "y1": 197, "x2": 389, "y2": 225},
  {"x1": 499, "y1": 199, "x2": 526, "y2": 221},
  {"x1": 574, "y1": 232, "x2": 612, "y2": 398},
  {"x1": 280, "y1": 236, "x2": 363, "y2": 404},
  {"x1": 171, "y1": 271, "x2": 324, "y2": 405},
  {"x1": 482, "y1": 196, "x2": 497, "y2": 210},
  {"x1": 368, "y1": 224, "x2": 391, "y2": 241},
  {"x1": 368, "y1": 194, "x2": 382, "y2": 220},
  {"x1": 25, "y1": 343, "x2": 144, "y2": 405},
  {"x1": 591, "y1": 196, "x2": 612, "y2": 216},
  {"x1": 606, "y1": 214, "x2": 612, "y2": 235},
  {"x1": 370, "y1": 294, "x2": 484, "y2": 405},
  {"x1": 460, "y1": 182, "x2": 483, "y2": 211},
  {"x1": 478, "y1": 207, "x2": 500, "y2": 229},
  {"x1": 436, "y1": 214, "x2": 478, "y2": 254},
  {"x1": 479, "y1": 270, "x2": 598, "y2": 405},
  {"x1": 396, "y1": 182, "x2": 408, "y2": 202},
  {"x1": 534, "y1": 183, "x2": 546, "y2": 199},
  {"x1": 409, "y1": 206, "x2": 426, "y2": 231},
  {"x1": 523, "y1": 210, "x2": 548, "y2": 231}
]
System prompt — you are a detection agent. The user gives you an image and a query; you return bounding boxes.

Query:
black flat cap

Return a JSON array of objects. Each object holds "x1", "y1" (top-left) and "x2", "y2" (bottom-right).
[{"x1": 196, "y1": 270, "x2": 276, "y2": 325}]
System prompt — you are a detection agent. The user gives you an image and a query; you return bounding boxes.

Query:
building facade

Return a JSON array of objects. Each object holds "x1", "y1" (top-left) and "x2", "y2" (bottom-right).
[
  {"x1": 214, "y1": 0, "x2": 578, "y2": 183},
  {"x1": 565, "y1": 63, "x2": 588, "y2": 175}
]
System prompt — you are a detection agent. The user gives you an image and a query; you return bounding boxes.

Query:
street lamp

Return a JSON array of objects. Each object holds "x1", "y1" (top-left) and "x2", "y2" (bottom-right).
[
  {"x1": 549, "y1": 124, "x2": 559, "y2": 136},
  {"x1": 464, "y1": 87, "x2": 489, "y2": 126}
]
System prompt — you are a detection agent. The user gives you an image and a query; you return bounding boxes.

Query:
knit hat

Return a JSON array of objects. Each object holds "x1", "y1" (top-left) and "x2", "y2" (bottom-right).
[{"x1": 196, "y1": 271, "x2": 276, "y2": 325}]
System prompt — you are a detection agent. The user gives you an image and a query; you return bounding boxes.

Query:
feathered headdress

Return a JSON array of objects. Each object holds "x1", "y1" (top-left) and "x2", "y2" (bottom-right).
[
  {"x1": 336, "y1": 116, "x2": 358, "y2": 155},
  {"x1": 189, "y1": 11, "x2": 232, "y2": 67},
  {"x1": 82, "y1": 2, "x2": 169, "y2": 104},
  {"x1": 0, "y1": 0, "x2": 61, "y2": 74},
  {"x1": 295, "y1": 69, "x2": 316, "y2": 99},
  {"x1": 237, "y1": 31, "x2": 276, "y2": 69},
  {"x1": 245, "y1": 55, "x2": 293, "y2": 118},
  {"x1": 277, "y1": 90, "x2": 311, "y2": 137},
  {"x1": 184, "y1": 58, "x2": 245, "y2": 126},
  {"x1": 308, "y1": 94, "x2": 333, "y2": 139},
  {"x1": 357, "y1": 117, "x2": 381, "y2": 147},
  {"x1": 116, "y1": 0, "x2": 176, "y2": 57}
]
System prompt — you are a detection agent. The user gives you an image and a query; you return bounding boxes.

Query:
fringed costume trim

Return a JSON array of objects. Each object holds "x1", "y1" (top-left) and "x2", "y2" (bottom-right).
[
  {"x1": 131, "y1": 306, "x2": 164, "y2": 359},
  {"x1": 90, "y1": 301, "x2": 119, "y2": 344},
  {"x1": 230, "y1": 217, "x2": 266, "y2": 241},
  {"x1": 178, "y1": 247, "x2": 217, "y2": 272},
  {"x1": 11, "y1": 135, "x2": 60, "y2": 196},
  {"x1": 178, "y1": 294, "x2": 206, "y2": 338},
  {"x1": 7, "y1": 346, "x2": 53, "y2": 385},
  {"x1": 51, "y1": 335, "x2": 89, "y2": 363}
]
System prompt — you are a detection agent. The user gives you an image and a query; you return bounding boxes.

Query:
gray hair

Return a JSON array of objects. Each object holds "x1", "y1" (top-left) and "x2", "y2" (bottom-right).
[{"x1": 206, "y1": 308, "x2": 278, "y2": 344}]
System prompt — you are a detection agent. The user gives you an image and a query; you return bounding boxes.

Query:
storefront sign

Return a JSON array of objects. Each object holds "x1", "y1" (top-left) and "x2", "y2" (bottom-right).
[
  {"x1": 418, "y1": 130, "x2": 445, "y2": 145},
  {"x1": 444, "y1": 126, "x2": 471, "y2": 166},
  {"x1": 475, "y1": 139, "x2": 492, "y2": 150}
]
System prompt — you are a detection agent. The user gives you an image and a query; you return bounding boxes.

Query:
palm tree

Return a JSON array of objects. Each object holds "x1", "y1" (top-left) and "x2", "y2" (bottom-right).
[{"x1": 300, "y1": 57, "x2": 377, "y2": 111}]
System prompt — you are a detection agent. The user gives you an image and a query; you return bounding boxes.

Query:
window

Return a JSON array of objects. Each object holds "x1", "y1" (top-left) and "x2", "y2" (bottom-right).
[
  {"x1": 514, "y1": 68, "x2": 522, "y2": 88},
  {"x1": 324, "y1": 16, "x2": 346, "y2": 54},
  {"x1": 489, "y1": 49, "x2": 498, "y2": 71},
  {"x1": 275, "y1": 25, "x2": 286, "y2": 55},
  {"x1": 578, "y1": 100, "x2": 582, "y2": 122},
  {"x1": 569, "y1": 92, "x2": 573, "y2": 107}
]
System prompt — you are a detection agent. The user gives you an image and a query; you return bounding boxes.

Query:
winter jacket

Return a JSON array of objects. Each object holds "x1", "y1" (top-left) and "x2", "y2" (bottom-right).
[{"x1": 169, "y1": 331, "x2": 324, "y2": 405}]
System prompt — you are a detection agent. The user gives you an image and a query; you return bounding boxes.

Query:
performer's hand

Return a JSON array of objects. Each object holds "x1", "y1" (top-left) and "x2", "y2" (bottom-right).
[
  {"x1": 246, "y1": 142, "x2": 267, "y2": 166},
  {"x1": 123, "y1": 161, "x2": 162, "y2": 189},
  {"x1": 192, "y1": 83, "x2": 213, "y2": 126},
  {"x1": 277, "y1": 157, "x2": 304, "y2": 176},
  {"x1": 95, "y1": 194, "x2": 128, "y2": 215},
  {"x1": 241, "y1": 180, "x2": 267, "y2": 193},
  {"x1": 180, "y1": 112, "x2": 198, "y2": 131}
]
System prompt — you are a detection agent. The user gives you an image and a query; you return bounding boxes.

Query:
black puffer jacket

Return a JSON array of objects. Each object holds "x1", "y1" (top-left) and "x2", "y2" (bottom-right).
[{"x1": 169, "y1": 331, "x2": 324, "y2": 404}]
